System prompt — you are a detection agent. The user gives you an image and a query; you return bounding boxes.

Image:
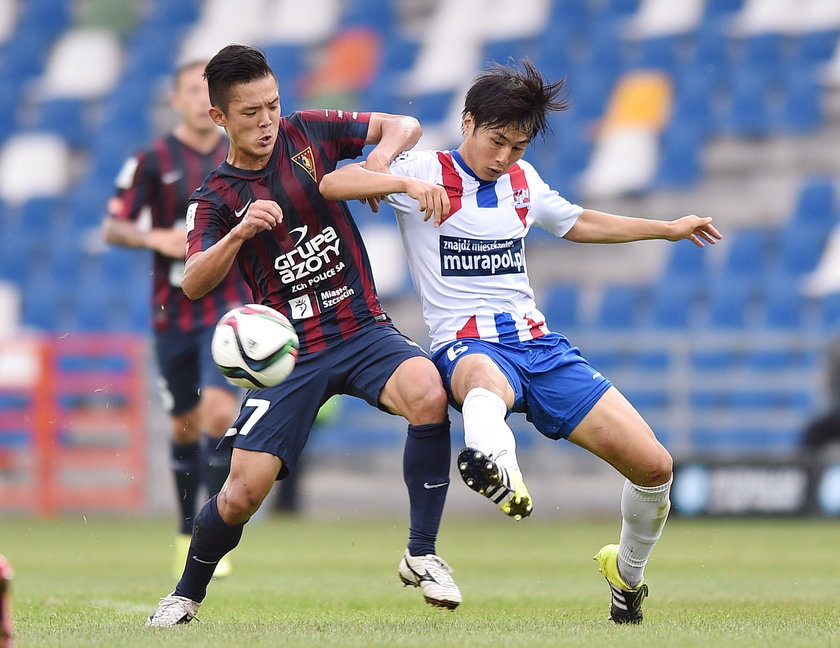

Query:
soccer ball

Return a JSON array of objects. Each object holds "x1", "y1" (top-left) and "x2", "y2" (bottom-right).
[{"x1": 211, "y1": 304, "x2": 299, "y2": 389}]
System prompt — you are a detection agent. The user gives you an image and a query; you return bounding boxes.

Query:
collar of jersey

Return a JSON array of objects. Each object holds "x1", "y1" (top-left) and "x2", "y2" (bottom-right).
[
  {"x1": 220, "y1": 137, "x2": 281, "y2": 179},
  {"x1": 449, "y1": 150, "x2": 495, "y2": 186}
]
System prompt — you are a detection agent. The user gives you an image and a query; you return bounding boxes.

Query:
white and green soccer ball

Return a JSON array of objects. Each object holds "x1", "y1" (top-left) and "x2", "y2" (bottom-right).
[{"x1": 211, "y1": 304, "x2": 299, "y2": 389}]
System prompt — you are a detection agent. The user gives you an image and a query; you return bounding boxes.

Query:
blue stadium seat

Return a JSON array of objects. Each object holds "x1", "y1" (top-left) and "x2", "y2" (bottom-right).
[
  {"x1": 481, "y1": 38, "x2": 540, "y2": 68},
  {"x1": 778, "y1": 226, "x2": 830, "y2": 276},
  {"x1": 654, "y1": 119, "x2": 703, "y2": 189},
  {"x1": 761, "y1": 276, "x2": 809, "y2": 329},
  {"x1": 777, "y1": 64, "x2": 823, "y2": 133},
  {"x1": 690, "y1": 348, "x2": 738, "y2": 371},
  {"x1": 722, "y1": 228, "x2": 776, "y2": 277},
  {"x1": 651, "y1": 280, "x2": 705, "y2": 329},
  {"x1": 819, "y1": 292, "x2": 840, "y2": 330},
  {"x1": 703, "y1": 0, "x2": 746, "y2": 19},
  {"x1": 706, "y1": 275, "x2": 759, "y2": 328},
  {"x1": 789, "y1": 176, "x2": 836, "y2": 228},
  {"x1": 340, "y1": 0, "x2": 396, "y2": 31},
  {"x1": 718, "y1": 63, "x2": 773, "y2": 136},
  {"x1": 542, "y1": 282, "x2": 580, "y2": 330},
  {"x1": 632, "y1": 36, "x2": 684, "y2": 75},
  {"x1": 688, "y1": 19, "x2": 730, "y2": 84},
  {"x1": 794, "y1": 29, "x2": 840, "y2": 65},
  {"x1": 29, "y1": 98, "x2": 92, "y2": 149},
  {"x1": 596, "y1": 283, "x2": 649, "y2": 329},
  {"x1": 662, "y1": 239, "x2": 709, "y2": 280}
]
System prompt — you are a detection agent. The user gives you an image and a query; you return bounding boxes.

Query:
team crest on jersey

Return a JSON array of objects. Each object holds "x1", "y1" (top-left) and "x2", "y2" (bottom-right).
[
  {"x1": 292, "y1": 147, "x2": 317, "y2": 182},
  {"x1": 512, "y1": 187, "x2": 530, "y2": 209}
]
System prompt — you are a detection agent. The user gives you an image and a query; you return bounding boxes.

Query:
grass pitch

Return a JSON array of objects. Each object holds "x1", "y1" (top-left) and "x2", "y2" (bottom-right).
[{"x1": 2, "y1": 514, "x2": 839, "y2": 647}]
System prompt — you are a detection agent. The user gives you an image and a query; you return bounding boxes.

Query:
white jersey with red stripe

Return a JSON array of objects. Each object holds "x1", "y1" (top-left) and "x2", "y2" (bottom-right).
[{"x1": 386, "y1": 149, "x2": 583, "y2": 352}]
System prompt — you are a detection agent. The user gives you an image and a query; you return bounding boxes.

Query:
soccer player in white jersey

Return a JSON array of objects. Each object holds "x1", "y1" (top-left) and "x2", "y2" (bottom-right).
[{"x1": 320, "y1": 60, "x2": 721, "y2": 623}]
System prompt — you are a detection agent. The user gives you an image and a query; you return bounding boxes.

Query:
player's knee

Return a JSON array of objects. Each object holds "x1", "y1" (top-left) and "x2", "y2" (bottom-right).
[
  {"x1": 635, "y1": 446, "x2": 673, "y2": 487},
  {"x1": 202, "y1": 406, "x2": 235, "y2": 438},
  {"x1": 217, "y1": 483, "x2": 265, "y2": 524},
  {"x1": 402, "y1": 380, "x2": 448, "y2": 423}
]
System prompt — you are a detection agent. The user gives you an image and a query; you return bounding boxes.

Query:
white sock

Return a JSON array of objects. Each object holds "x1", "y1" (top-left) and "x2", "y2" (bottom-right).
[
  {"x1": 461, "y1": 387, "x2": 519, "y2": 471},
  {"x1": 618, "y1": 477, "x2": 672, "y2": 588}
]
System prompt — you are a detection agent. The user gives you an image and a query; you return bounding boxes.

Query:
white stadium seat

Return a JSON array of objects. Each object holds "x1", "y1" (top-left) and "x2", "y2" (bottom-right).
[
  {"x1": 0, "y1": 0, "x2": 18, "y2": 46},
  {"x1": 0, "y1": 132, "x2": 70, "y2": 205},
  {"x1": 624, "y1": 0, "x2": 705, "y2": 39},
  {"x1": 38, "y1": 27, "x2": 122, "y2": 99},
  {"x1": 259, "y1": 0, "x2": 341, "y2": 45}
]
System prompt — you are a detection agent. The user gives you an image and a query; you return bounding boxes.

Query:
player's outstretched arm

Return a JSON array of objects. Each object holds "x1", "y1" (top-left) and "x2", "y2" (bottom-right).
[
  {"x1": 563, "y1": 210, "x2": 722, "y2": 247},
  {"x1": 182, "y1": 199, "x2": 282, "y2": 299},
  {"x1": 320, "y1": 163, "x2": 450, "y2": 225},
  {"x1": 101, "y1": 197, "x2": 187, "y2": 258}
]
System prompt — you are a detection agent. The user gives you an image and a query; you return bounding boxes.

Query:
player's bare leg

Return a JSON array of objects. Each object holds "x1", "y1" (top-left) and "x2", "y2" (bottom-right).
[
  {"x1": 568, "y1": 386, "x2": 672, "y2": 623},
  {"x1": 450, "y1": 354, "x2": 532, "y2": 519}
]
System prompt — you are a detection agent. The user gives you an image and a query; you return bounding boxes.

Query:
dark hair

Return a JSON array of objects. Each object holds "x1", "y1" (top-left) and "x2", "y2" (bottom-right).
[
  {"x1": 173, "y1": 60, "x2": 207, "y2": 89},
  {"x1": 203, "y1": 44, "x2": 275, "y2": 111},
  {"x1": 462, "y1": 59, "x2": 568, "y2": 141}
]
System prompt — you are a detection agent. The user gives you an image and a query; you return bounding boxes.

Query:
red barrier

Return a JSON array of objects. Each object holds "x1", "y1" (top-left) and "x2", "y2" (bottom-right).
[{"x1": 0, "y1": 334, "x2": 147, "y2": 516}]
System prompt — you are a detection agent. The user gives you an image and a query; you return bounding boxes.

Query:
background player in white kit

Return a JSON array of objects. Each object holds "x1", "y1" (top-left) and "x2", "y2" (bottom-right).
[{"x1": 320, "y1": 60, "x2": 722, "y2": 624}]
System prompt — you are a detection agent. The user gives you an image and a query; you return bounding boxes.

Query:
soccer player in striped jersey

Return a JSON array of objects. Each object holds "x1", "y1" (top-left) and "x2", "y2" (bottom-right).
[
  {"x1": 146, "y1": 45, "x2": 459, "y2": 627},
  {"x1": 319, "y1": 60, "x2": 722, "y2": 624},
  {"x1": 102, "y1": 61, "x2": 249, "y2": 578}
]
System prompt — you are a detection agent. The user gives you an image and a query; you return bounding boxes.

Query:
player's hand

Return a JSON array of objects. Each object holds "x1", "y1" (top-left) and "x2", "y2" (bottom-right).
[
  {"x1": 358, "y1": 159, "x2": 389, "y2": 213},
  {"x1": 405, "y1": 178, "x2": 450, "y2": 226},
  {"x1": 232, "y1": 199, "x2": 283, "y2": 240},
  {"x1": 668, "y1": 215, "x2": 722, "y2": 247},
  {"x1": 147, "y1": 228, "x2": 187, "y2": 258}
]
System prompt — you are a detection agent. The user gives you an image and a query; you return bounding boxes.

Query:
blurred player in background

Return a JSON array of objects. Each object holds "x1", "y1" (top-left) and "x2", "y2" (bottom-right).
[
  {"x1": 0, "y1": 554, "x2": 12, "y2": 648},
  {"x1": 146, "y1": 45, "x2": 459, "y2": 627},
  {"x1": 101, "y1": 61, "x2": 250, "y2": 578},
  {"x1": 320, "y1": 60, "x2": 722, "y2": 624}
]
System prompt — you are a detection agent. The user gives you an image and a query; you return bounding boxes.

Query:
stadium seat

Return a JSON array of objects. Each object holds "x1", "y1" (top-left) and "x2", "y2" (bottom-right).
[
  {"x1": 27, "y1": 98, "x2": 91, "y2": 149},
  {"x1": 0, "y1": 132, "x2": 70, "y2": 206},
  {"x1": 541, "y1": 282, "x2": 580, "y2": 330},
  {"x1": 38, "y1": 27, "x2": 122, "y2": 100},
  {"x1": 580, "y1": 70, "x2": 672, "y2": 198},
  {"x1": 299, "y1": 26, "x2": 381, "y2": 107},
  {"x1": 595, "y1": 283, "x2": 650, "y2": 329},
  {"x1": 729, "y1": 0, "x2": 799, "y2": 36},
  {"x1": 788, "y1": 176, "x2": 836, "y2": 228},
  {"x1": 651, "y1": 279, "x2": 705, "y2": 329},
  {"x1": 761, "y1": 276, "x2": 810, "y2": 329},
  {"x1": 776, "y1": 64, "x2": 823, "y2": 133},
  {"x1": 623, "y1": 0, "x2": 704, "y2": 39},
  {"x1": 722, "y1": 228, "x2": 776, "y2": 277},
  {"x1": 653, "y1": 118, "x2": 704, "y2": 188},
  {"x1": 705, "y1": 275, "x2": 759, "y2": 329}
]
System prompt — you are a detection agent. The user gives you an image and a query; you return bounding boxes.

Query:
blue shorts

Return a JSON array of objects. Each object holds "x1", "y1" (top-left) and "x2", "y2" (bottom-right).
[
  {"x1": 154, "y1": 325, "x2": 240, "y2": 416},
  {"x1": 432, "y1": 333, "x2": 612, "y2": 440},
  {"x1": 219, "y1": 323, "x2": 428, "y2": 479}
]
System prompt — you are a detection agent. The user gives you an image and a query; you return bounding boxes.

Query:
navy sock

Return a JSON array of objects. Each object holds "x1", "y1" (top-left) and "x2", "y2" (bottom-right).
[
  {"x1": 171, "y1": 441, "x2": 201, "y2": 535},
  {"x1": 403, "y1": 420, "x2": 451, "y2": 557},
  {"x1": 174, "y1": 495, "x2": 244, "y2": 603},
  {"x1": 203, "y1": 436, "x2": 231, "y2": 498}
]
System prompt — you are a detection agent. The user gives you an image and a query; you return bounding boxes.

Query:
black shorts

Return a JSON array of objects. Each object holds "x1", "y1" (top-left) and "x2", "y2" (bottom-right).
[
  {"x1": 154, "y1": 325, "x2": 240, "y2": 416},
  {"x1": 219, "y1": 323, "x2": 428, "y2": 478}
]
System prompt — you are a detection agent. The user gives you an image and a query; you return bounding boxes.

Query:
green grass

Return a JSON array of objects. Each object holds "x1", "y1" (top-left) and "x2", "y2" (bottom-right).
[{"x1": 3, "y1": 515, "x2": 840, "y2": 647}]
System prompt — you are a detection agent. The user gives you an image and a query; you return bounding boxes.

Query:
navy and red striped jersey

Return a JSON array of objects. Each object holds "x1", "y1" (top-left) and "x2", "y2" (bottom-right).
[
  {"x1": 186, "y1": 109, "x2": 388, "y2": 355},
  {"x1": 114, "y1": 133, "x2": 251, "y2": 332}
]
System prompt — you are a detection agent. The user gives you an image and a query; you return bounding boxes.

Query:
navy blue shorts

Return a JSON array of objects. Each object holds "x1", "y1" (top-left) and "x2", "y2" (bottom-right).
[
  {"x1": 432, "y1": 333, "x2": 612, "y2": 440},
  {"x1": 154, "y1": 325, "x2": 240, "y2": 416},
  {"x1": 219, "y1": 323, "x2": 428, "y2": 478}
]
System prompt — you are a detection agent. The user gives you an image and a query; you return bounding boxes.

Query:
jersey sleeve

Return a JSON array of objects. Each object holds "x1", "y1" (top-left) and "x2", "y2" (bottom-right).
[
  {"x1": 295, "y1": 109, "x2": 371, "y2": 164},
  {"x1": 112, "y1": 149, "x2": 160, "y2": 223},
  {"x1": 384, "y1": 150, "x2": 438, "y2": 215},
  {"x1": 522, "y1": 160, "x2": 583, "y2": 237},
  {"x1": 185, "y1": 191, "x2": 231, "y2": 259}
]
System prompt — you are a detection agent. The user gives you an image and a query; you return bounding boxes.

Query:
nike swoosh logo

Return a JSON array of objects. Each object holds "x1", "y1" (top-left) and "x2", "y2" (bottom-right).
[
  {"x1": 162, "y1": 170, "x2": 183, "y2": 184},
  {"x1": 191, "y1": 556, "x2": 217, "y2": 565},
  {"x1": 234, "y1": 200, "x2": 252, "y2": 218},
  {"x1": 423, "y1": 482, "x2": 448, "y2": 489}
]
